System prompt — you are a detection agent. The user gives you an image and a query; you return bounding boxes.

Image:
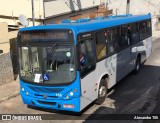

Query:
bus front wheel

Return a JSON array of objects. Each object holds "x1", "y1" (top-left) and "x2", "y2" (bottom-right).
[{"x1": 95, "y1": 78, "x2": 108, "y2": 105}]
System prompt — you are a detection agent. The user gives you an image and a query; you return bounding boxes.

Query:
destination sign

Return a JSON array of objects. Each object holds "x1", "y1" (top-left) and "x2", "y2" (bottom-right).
[{"x1": 20, "y1": 31, "x2": 69, "y2": 42}]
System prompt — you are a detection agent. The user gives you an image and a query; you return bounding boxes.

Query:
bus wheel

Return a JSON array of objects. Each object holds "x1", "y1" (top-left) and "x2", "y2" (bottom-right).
[
  {"x1": 134, "y1": 57, "x2": 141, "y2": 74},
  {"x1": 95, "y1": 79, "x2": 108, "y2": 105}
]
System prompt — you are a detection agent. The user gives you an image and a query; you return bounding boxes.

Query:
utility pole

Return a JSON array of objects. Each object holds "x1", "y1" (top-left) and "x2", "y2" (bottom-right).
[
  {"x1": 126, "y1": 0, "x2": 130, "y2": 14},
  {"x1": 31, "y1": 0, "x2": 35, "y2": 26},
  {"x1": 116, "y1": 8, "x2": 119, "y2": 15},
  {"x1": 148, "y1": 0, "x2": 150, "y2": 7}
]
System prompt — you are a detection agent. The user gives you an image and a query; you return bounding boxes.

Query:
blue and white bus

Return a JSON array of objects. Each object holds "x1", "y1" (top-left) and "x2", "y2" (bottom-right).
[{"x1": 17, "y1": 14, "x2": 152, "y2": 112}]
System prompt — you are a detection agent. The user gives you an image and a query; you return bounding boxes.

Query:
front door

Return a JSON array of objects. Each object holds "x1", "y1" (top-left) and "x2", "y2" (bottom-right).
[
  {"x1": 10, "y1": 38, "x2": 18, "y2": 80},
  {"x1": 78, "y1": 38, "x2": 97, "y2": 110}
]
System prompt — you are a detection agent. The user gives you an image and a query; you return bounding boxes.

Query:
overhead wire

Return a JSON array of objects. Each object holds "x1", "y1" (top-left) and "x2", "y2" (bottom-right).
[
  {"x1": 143, "y1": 0, "x2": 160, "y2": 7},
  {"x1": 142, "y1": 0, "x2": 159, "y2": 17}
]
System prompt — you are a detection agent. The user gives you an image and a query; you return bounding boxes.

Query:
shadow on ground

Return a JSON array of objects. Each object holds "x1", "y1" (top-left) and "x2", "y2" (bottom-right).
[{"x1": 83, "y1": 64, "x2": 160, "y2": 122}]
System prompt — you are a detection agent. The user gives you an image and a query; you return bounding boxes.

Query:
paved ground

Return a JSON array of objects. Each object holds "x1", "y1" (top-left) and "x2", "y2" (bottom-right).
[
  {"x1": 0, "y1": 32, "x2": 160, "y2": 123},
  {"x1": 0, "y1": 80, "x2": 19, "y2": 103}
]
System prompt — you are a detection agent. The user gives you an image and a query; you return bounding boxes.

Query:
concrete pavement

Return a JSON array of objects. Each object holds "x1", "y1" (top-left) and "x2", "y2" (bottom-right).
[{"x1": 0, "y1": 80, "x2": 19, "y2": 103}]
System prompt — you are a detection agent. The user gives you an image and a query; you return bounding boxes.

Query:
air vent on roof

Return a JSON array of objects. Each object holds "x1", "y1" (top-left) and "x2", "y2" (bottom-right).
[
  {"x1": 61, "y1": 20, "x2": 76, "y2": 23},
  {"x1": 107, "y1": 16, "x2": 116, "y2": 19},
  {"x1": 61, "y1": 18, "x2": 90, "y2": 23},
  {"x1": 94, "y1": 17, "x2": 104, "y2": 20},
  {"x1": 75, "y1": 18, "x2": 91, "y2": 23}
]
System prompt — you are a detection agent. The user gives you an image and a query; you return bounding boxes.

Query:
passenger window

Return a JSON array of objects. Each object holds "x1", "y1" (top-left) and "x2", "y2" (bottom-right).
[
  {"x1": 130, "y1": 23, "x2": 139, "y2": 44},
  {"x1": 139, "y1": 21, "x2": 146, "y2": 40},
  {"x1": 107, "y1": 27, "x2": 121, "y2": 54},
  {"x1": 120, "y1": 25, "x2": 130, "y2": 48},
  {"x1": 146, "y1": 21, "x2": 152, "y2": 37},
  {"x1": 95, "y1": 31, "x2": 107, "y2": 60},
  {"x1": 139, "y1": 21, "x2": 151, "y2": 40},
  {"x1": 79, "y1": 39, "x2": 95, "y2": 77}
]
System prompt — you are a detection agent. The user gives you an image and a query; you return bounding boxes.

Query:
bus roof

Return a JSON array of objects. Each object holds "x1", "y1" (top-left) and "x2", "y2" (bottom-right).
[{"x1": 19, "y1": 14, "x2": 151, "y2": 35}]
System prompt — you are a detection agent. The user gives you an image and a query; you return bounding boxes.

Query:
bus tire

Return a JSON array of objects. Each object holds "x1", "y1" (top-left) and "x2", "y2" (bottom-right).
[
  {"x1": 134, "y1": 56, "x2": 141, "y2": 74},
  {"x1": 95, "y1": 78, "x2": 108, "y2": 105}
]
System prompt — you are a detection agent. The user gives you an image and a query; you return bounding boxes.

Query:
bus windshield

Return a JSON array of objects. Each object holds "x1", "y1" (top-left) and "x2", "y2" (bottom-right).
[{"x1": 18, "y1": 45, "x2": 76, "y2": 85}]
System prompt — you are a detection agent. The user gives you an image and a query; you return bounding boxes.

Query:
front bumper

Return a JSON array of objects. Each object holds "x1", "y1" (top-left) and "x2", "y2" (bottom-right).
[{"x1": 20, "y1": 91, "x2": 81, "y2": 112}]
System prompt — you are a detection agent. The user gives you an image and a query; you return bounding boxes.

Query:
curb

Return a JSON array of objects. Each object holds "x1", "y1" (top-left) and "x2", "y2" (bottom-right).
[{"x1": 0, "y1": 91, "x2": 20, "y2": 103}]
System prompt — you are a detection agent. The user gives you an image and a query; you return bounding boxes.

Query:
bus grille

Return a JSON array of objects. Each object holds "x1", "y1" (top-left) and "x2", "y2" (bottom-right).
[
  {"x1": 37, "y1": 100, "x2": 56, "y2": 106},
  {"x1": 28, "y1": 86, "x2": 64, "y2": 93},
  {"x1": 34, "y1": 94, "x2": 58, "y2": 98}
]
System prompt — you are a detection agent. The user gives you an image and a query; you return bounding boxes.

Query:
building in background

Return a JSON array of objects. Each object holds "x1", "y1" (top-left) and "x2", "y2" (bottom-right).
[
  {"x1": 107, "y1": 0, "x2": 160, "y2": 30},
  {"x1": 0, "y1": 0, "x2": 43, "y2": 53},
  {"x1": 43, "y1": 0, "x2": 102, "y2": 24},
  {"x1": 0, "y1": 0, "x2": 43, "y2": 82},
  {"x1": 1, "y1": 0, "x2": 160, "y2": 53}
]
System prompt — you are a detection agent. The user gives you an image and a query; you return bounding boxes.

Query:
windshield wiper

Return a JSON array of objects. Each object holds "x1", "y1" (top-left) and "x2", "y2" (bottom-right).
[{"x1": 47, "y1": 43, "x2": 58, "y2": 59}]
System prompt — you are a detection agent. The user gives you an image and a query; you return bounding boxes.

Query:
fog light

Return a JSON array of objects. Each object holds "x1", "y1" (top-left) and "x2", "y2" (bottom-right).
[
  {"x1": 65, "y1": 96, "x2": 69, "y2": 99},
  {"x1": 22, "y1": 88, "x2": 24, "y2": 91},
  {"x1": 26, "y1": 92, "x2": 29, "y2": 95}
]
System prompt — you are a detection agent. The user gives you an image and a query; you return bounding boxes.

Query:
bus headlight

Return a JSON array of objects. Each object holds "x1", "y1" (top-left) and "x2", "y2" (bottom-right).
[
  {"x1": 63, "y1": 91, "x2": 73, "y2": 100},
  {"x1": 26, "y1": 92, "x2": 29, "y2": 95},
  {"x1": 63, "y1": 89, "x2": 78, "y2": 100},
  {"x1": 21, "y1": 87, "x2": 25, "y2": 91},
  {"x1": 21, "y1": 87, "x2": 29, "y2": 95},
  {"x1": 70, "y1": 92, "x2": 74, "y2": 96},
  {"x1": 65, "y1": 96, "x2": 69, "y2": 99}
]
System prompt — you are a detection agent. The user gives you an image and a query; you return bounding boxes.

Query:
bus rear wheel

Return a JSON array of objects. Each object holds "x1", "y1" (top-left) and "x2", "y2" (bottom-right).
[
  {"x1": 134, "y1": 56, "x2": 141, "y2": 74},
  {"x1": 95, "y1": 78, "x2": 108, "y2": 105}
]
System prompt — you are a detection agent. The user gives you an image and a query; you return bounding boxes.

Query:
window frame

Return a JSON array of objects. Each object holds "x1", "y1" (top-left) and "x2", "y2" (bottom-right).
[
  {"x1": 139, "y1": 20, "x2": 152, "y2": 41},
  {"x1": 77, "y1": 34, "x2": 96, "y2": 78},
  {"x1": 95, "y1": 30, "x2": 108, "y2": 61}
]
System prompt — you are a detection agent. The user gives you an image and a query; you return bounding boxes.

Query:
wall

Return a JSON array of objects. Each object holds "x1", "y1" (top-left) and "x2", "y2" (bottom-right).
[
  {"x1": 0, "y1": 0, "x2": 43, "y2": 26},
  {"x1": 0, "y1": 23, "x2": 18, "y2": 53},
  {"x1": 108, "y1": 0, "x2": 160, "y2": 15},
  {"x1": 44, "y1": 0, "x2": 101, "y2": 18},
  {"x1": 107, "y1": 0, "x2": 160, "y2": 30},
  {"x1": 0, "y1": 22, "x2": 8, "y2": 43},
  {"x1": 0, "y1": 53, "x2": 14, "y2": 86},
  {"x1": 44, "y1": 7, "x2": 98, "y2": 24}
]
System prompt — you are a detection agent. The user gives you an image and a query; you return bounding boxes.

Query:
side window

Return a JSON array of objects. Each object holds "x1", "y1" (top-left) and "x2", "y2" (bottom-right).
[
  {"x1": 79, "y1": 38, "x2": 95, "y2": 77},
  {"x1": 95, "y1": 31, "x2": 107, "y2": 60},
  {"x1": 107, "y1": 27, "x2": 121, "y2": 54},
  {"x1": 130, "y1": 23, "x2": 139, "y2": 44},
  {"x1": 146, "y1": 20, "x2": 152, "y2": 37},
  {"x1": 139, "y1": 21, "x2": 146, "y2": 40},
  {"x1": 139, "y1": 21, "x2": 151, "y2": 40},
  {"x1": 120, "y1": 25, "x2": 130, "y2": 48}
]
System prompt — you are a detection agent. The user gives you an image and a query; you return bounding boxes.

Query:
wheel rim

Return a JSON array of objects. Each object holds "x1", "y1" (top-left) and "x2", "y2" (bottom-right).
[
  {"x1": 136, "y1": 61, "x2": 140, "y2": 71},
  {"x1": 99, "y1": 86, "x2": 106, "y2": 97}
]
